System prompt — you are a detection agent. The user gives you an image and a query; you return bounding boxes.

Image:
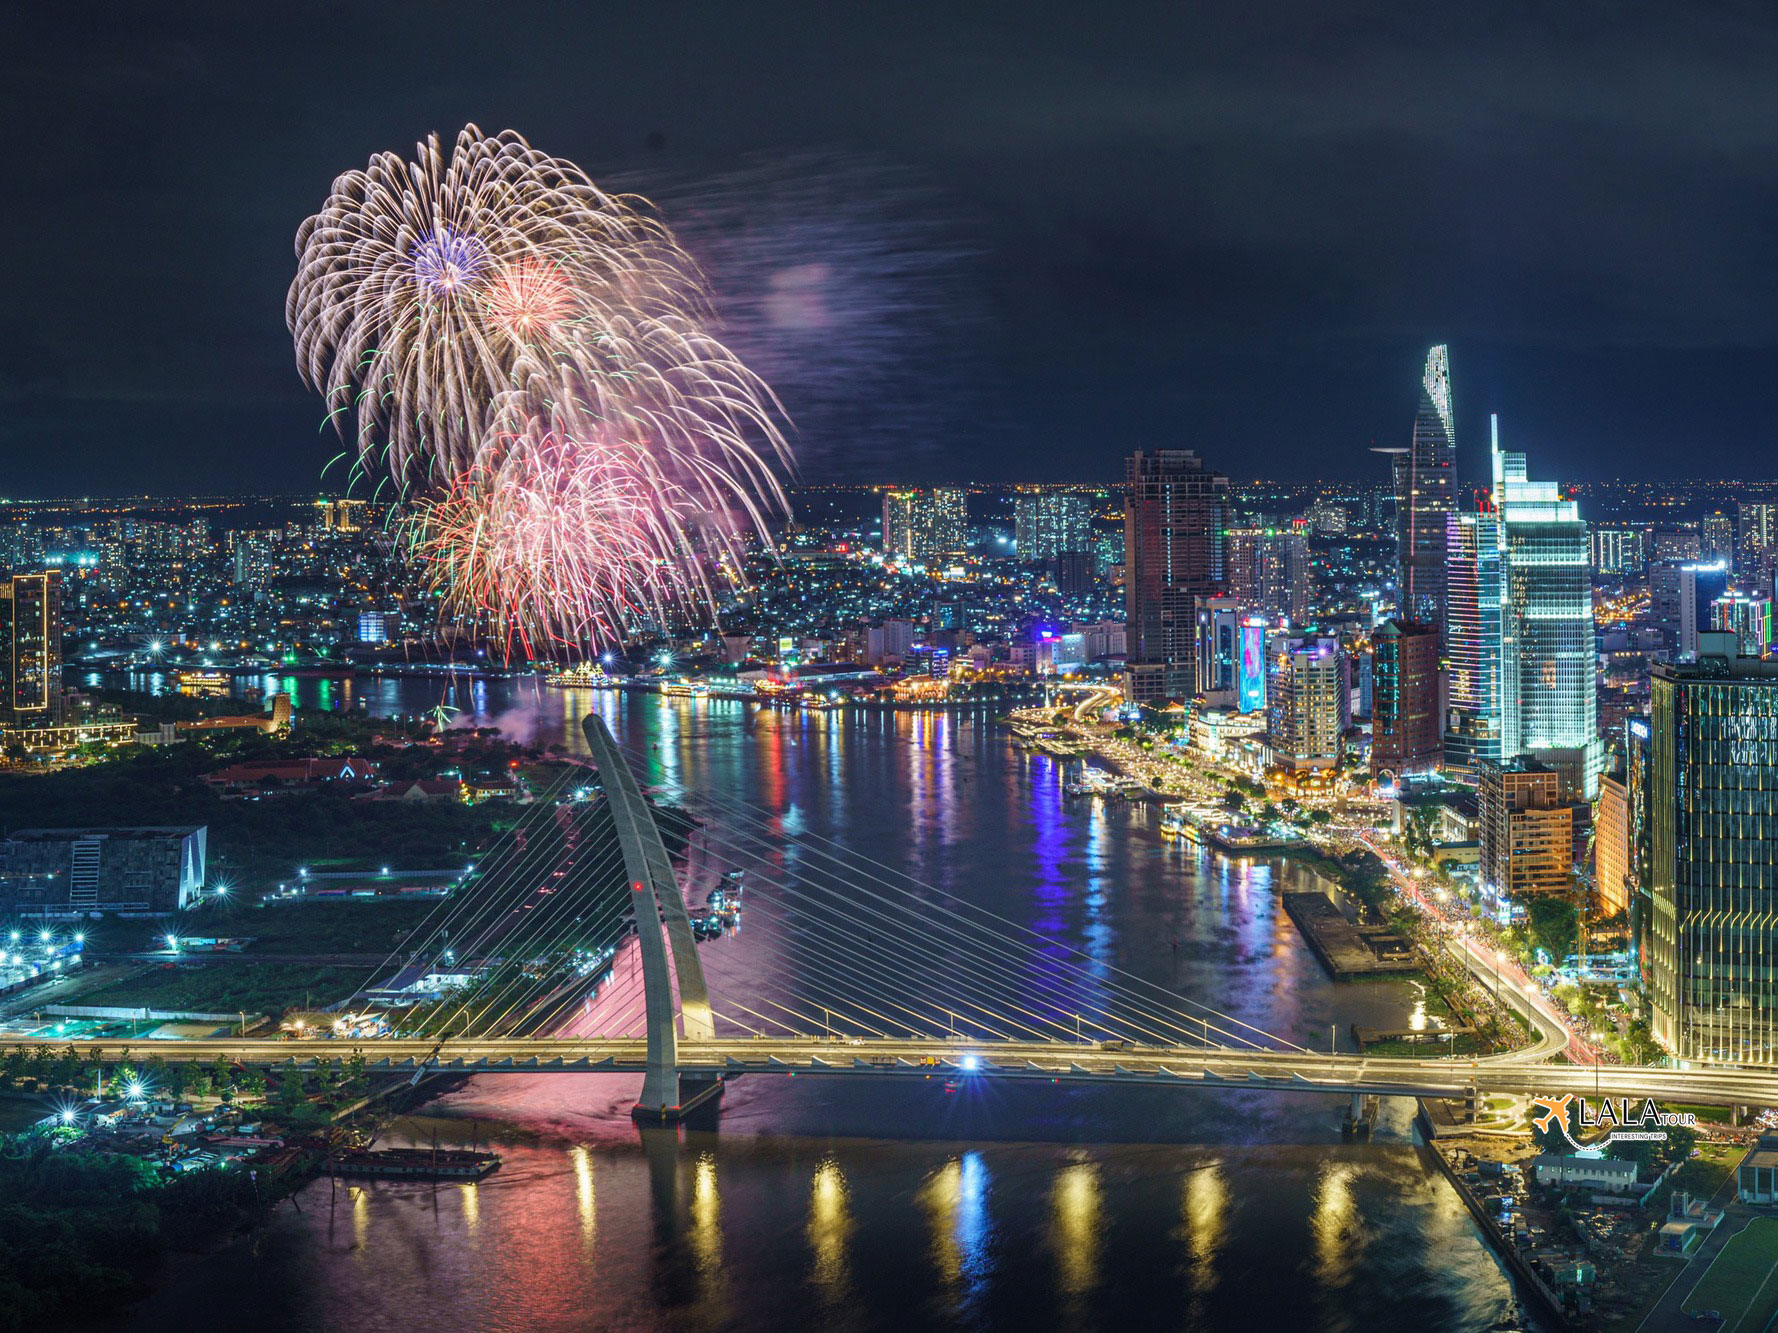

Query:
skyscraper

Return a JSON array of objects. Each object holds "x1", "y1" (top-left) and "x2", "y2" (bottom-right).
[
  {"x1": 1013, "y1": 492, "x2": 1091, "y2": 565},
  {"x1": 1266, "y1": 636, "x2": 1349, "y2": 771},
  {"x1": 881, "y1": 488, "x2": 967, "y2": 568},
  {"x1": 0, "y1": 572, "x2": 63, "y2": 725},
  {"x1": 1123, "y1": 450, "x2": 1229, "y2": 703},
  {"x1": 1225, "y1": 525, "x2": 1310, "y2": 622},
  {"x1": 1384, "y1": 345, "x2": 1458, "y2": 631},
  {"x1": 1702, "y1": 511, "x2": 1736, "y2": 569},
  {"x1": 1648, "y1": 634, "x2": 1778, "y2": 1063},
  {"x1": 1371, "y1": 619, "x2": 1441, "y2": 781},
  {"x1": 1493, "y1": 418, "x2": 1601, "y2": 798},
  {"x1": 1193, "y1": 596, "x2": 1241, "y2": 709},
  {"x1": 1677, "y1": 560, "x2": 1731, "y2": 661},
  {"x1": 1443, "y1": 509, "x2": 1502, "y2": 778}
]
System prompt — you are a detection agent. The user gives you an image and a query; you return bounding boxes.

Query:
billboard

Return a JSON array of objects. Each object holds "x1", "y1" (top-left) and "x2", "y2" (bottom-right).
[{"x1": 1238, "y1": 622, "x2": 1266, "y2": 713}]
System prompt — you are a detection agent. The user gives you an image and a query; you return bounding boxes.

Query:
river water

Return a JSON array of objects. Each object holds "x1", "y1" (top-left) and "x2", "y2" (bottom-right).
[{"x1": 120, "y1": 676, "x2": 1530, "y2": 1331}]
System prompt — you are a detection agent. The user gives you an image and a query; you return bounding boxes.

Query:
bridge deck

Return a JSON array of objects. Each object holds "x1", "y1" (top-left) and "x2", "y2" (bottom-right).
[{"x1": 2, "y1": 1035, "x2": 1771, "y2": 1107}]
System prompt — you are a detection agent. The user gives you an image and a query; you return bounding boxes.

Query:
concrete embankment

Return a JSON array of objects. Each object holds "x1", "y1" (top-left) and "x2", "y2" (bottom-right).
[{"x1": 1281, "y1": 891, "x2": 1419, "y2": 981}]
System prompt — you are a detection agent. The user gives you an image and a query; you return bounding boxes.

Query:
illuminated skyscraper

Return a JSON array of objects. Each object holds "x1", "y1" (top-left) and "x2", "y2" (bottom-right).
[
  {"x1": 1493, "y1": 417, "x2": 1601, "y2": 798},
  {"x1": 0, "y1": 572, "x2": 63, "y2": 725},
  {"x1": 1382, "y1": 345, "x2": 1458, "y2": 632},
  {"x1": 881, "y1": 488, "x2": 967, "y2": 567},
  {"x1": 1443, "y1": 509, "x2": 1502, "y2": 778},
  {"x1": 1649, "y1": 636, "x2": 1778, "y2": 1063},
  {"x1": 1013, "y1": 492, "x2": 1091, "y2": 565},
  {"x1": 1225, "y1": 525, "x2": 1310, "y2": 622},
  {"x1": 1123, "y1": 449, "x2": 1228, "y2": 703}
]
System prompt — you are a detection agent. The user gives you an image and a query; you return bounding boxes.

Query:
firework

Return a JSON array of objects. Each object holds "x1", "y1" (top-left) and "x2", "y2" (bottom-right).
[
  {"x1": 404, "y1": 419, "x2": 732, "y2": 655},
  {"x1": 288, "y1": 123, "x2": 782, "y2": 487},
  {"x1": 289, "y1": 125, "x2": 791, "y2": 651}
]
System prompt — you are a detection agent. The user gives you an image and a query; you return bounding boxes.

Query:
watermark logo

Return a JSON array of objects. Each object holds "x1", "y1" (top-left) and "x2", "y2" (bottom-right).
[{"x1": 1530, "y1": 1094, "x2": 1697, "y2": 1151}]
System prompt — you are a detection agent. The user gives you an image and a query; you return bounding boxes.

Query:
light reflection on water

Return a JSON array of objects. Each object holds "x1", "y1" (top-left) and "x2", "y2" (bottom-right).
[{"x1": 113, "y1": 679, "x2": 1532, "y2": 1332}]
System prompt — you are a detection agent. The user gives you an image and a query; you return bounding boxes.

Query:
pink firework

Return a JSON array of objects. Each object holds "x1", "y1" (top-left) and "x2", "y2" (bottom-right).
[
  {"x1": 405, "y1": 422, "x2": 720, "y2": 657},
  {"x1": 481, "y1": 256, "x2": 576, "y2": 345}
]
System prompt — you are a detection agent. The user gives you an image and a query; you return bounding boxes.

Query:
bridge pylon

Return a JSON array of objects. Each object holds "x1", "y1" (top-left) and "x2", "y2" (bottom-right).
[{"x1": 582, "y1": 714, "x2": 720, "y2": 1122}]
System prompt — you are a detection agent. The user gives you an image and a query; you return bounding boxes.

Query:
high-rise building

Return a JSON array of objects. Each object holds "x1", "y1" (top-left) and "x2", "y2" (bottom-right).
[
  {"x1": 1381, "y1": 345, "x2": 1458, "y2": 631},
  {"x1": 1493, "y1": 418, "x2": 1601, "y2": 798},
  {"x1": 0, "y1": 572, "x2": 63, "y2": 725},
  {"x1": 1626, "y1": 716, "x2": 1654, "y2": 984},
  {"x1": 1478, "y1": 757, "x2": 1576, "y2": 901},
  {"x1": 1739, "y1": 501, "x2": 1776, "y2": 570},
  {"x1": 1713, "y1": 592, "x2": 1773, "y2": 658},
  {"x1": 1648, "y1": 634, "x2": 1778, "y2": 1063},
  {"x1": 1590, "y1": 527, "x2": 1646, "y2": 576},
  {"x1": 1649, "y1": 525, "x2": 1705, "y2": 645},
  {"x1": 1266, "y1": 637, "x2": 1349, "y2": 771},
  {"x1": 881, "y1": 489, "x2": 967, "y2": 568},
  {"x1": 1014, "y1": 492, "x2": 1091, "y2": 565},
  {"x1": 1306, "y1": 499, "x2": 1348, "y2": 534},
  {"x1": 1052, "y1": 550, "x2": 1099, "y2": 598},
  {"x1": 1677, "y1": 561, "x2": 1731, "y2": 661},
  {"x1": 1444, "y1": 509, "x2": 1502, "y2": 778},
  {"x1": 1225, "y1": 525, "x2": 1310, "y2": 622},
  {"x1": 1194, "y1": 596, "x2": 1241, "y2": 709},
  {"x1": 1371, "y1": 619, "x2": 1441, "y2": 781},
  {"x1": 1594, "y1": 771, "x2": 1631, "y2": 918},
  {"x1": 1123, "y1": 450, "x2": 1229, "y2": 703},
  {"x1": 1702, "y1": 511, "x2": 1736, "y2": 569}
]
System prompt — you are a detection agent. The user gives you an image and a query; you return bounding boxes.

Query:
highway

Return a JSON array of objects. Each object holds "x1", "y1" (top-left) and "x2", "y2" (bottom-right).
[{"x1": 4, "y1": 1032, "x2": 1772, "y2": 1107}]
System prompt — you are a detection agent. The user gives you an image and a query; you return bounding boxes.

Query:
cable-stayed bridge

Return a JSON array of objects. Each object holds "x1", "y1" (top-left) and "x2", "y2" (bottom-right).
[{"x1": 6, "y1": 714, "x2": 1774, "y2": 1120}]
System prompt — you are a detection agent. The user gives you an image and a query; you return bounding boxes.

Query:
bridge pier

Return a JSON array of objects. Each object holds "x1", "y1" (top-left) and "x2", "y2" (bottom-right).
[
  {"x1": 630, "y1": 1072, "x2": 725, "y2": 1126},
  {"x1": 1341, "y1": 1091, "x2": 1375, "y2": 1139}
]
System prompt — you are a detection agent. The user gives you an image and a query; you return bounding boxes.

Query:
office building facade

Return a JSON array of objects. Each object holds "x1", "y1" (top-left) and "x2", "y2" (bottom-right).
[
  {"x1": 1594, "y1": 772, "x2": 1631, "y2": 918},
  {"x1": 1649, "y1": 637, "x2": 1778, "y2": 1063},
  {"x1": 1371, "y1": 619, "x2": 1441, "y2": 781},
  {"x1": 1123, "y1": 450, "x2": 1229, "y2": 701},
  {"x1": 1478, "y1": 757, "x2": 1576, "y2": 900},
  {"x1": 1493, "y1": 422, "x2": 1602, "y2": 797},
  {"x1": 1444, "y1": 509, "x2": 1502, "y2": 778}
]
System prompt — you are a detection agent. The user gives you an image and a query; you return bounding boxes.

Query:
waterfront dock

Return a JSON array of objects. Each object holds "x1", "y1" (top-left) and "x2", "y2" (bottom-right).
[
  {"x1": 1281, "y1": 892, "x2": 1419, "y2": 981},
  {"x1": 326, "y1": 1147, "x2": 501, "y2": 1181}
]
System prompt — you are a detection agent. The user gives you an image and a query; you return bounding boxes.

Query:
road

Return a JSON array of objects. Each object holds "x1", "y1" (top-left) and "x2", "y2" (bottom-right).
[{"x1": 2, "y1": 1032, "x2": 1772, "y2": 1107}]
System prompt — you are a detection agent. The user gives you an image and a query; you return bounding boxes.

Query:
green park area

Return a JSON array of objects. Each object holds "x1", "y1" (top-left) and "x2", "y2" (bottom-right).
[
  {"x1": 1684, "y1": 1217, "x2": 1778, "y2": 1331},
  {"x1": 74, "y1": 961, "x2": 371, "y2": 1018}
]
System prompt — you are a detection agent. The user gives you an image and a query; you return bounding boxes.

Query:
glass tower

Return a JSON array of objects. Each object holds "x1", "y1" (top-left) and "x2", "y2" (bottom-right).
[
  {"x1": 1493, "y1": 419, "x2": 1601, "y2": 798},
  {"x1": 1443, "y1": 509, "x2": 1502, "y2": 777},
  {"x1": 1393, "y1": 345, "x2": 1458, "y2": 632},
  {"x1": 1649, "y1": 644, "x2": 1778, "y2": 1063}
]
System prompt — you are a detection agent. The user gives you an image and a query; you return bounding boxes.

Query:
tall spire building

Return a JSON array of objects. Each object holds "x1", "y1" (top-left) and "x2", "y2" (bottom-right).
[{"x1": 1385, "y1": 345, "x2": 1459, "y2": 633}]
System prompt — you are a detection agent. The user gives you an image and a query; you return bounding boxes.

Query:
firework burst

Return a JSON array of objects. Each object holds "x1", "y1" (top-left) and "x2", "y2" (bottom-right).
[{"x1": 288, "y1": 125, "x2": 791, "y2": 652}]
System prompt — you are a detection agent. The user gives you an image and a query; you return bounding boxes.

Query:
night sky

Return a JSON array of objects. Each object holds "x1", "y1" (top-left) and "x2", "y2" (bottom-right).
[{"x1": 9, "y1": 4, "x2": 1778, "y2": 496}]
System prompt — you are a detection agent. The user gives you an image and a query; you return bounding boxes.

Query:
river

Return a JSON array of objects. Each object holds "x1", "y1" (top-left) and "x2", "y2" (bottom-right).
[{"x1": 115, "y1": 674, "x2": 1532, "y2": 1331}]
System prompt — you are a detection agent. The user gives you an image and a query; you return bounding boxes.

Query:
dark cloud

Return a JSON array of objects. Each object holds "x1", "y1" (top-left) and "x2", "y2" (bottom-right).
[{"x1": 7, "y1": 3, "x2": 1778, "y2": 495}]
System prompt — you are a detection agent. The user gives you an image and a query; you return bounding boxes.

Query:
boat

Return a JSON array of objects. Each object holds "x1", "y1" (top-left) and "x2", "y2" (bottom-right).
[
  {"x1": 326, "y1": 1148, "x2": 502, "y2": 1180},
  {"x1": 545, "y1": 664, "x2": 612, "y2": 689}
]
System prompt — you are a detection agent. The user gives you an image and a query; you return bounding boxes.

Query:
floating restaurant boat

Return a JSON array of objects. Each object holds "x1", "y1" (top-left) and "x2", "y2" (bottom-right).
[
  {"x1": 326, "y1": 1148, "x2": 501, "y2": 1181},
  {"x1": 545, "y1": 664, "x2": 613, "y2": 689}
]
